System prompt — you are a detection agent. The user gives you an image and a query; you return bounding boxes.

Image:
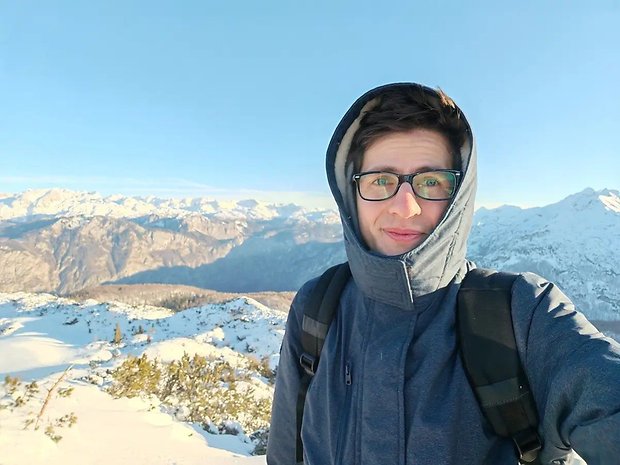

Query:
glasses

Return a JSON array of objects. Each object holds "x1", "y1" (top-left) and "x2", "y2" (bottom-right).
[{"x1": 352, "y1": 169, "x2": 461, "y2": 201}]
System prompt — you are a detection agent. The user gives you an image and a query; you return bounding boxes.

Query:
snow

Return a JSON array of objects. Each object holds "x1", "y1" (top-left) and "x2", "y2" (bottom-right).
[
  {"x1": 0, "y1": 188, "x2": 337, "y2": 223},
  {"x1": 0, "y1": 379, "x2": 264, "y2": 464},
  {"x1": 0, "y1": 292, "x2": 284, "y2": 465},
  {"x1": 600, "y1": 191, "x2": 620, "y2": 213},
  {"x1": 468, "y1": 187, "x2": 620, "y2": 323},
  {"x1": 0, "y1": 334, "x2": 80, "y2": 374}
]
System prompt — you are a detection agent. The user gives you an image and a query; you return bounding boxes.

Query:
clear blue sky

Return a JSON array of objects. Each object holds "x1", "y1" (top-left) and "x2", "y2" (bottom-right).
[{"x1": 1, "y1": 1, "x2": 618, "y2": 209}]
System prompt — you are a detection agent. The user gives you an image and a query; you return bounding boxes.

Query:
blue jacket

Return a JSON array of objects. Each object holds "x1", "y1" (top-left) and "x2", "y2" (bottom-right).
[{"x1": 267, "y1": 83, "x2": 620, "y2": 464}]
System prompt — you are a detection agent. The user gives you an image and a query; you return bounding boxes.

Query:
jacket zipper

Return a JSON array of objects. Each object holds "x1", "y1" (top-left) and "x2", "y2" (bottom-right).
[{"x1": 335, "y1": 362, "x2": 353, "y2": 464}]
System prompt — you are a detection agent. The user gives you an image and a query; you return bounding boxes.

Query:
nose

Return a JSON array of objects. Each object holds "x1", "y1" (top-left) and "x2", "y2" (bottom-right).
[{"x1": 387, "y1": 181, "x2": 422, "y2": 217}]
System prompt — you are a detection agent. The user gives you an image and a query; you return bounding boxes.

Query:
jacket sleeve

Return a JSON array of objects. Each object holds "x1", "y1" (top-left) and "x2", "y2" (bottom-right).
[
  {"x1": 511, "y1": 272, "x2": 620, "y2": 465},
  {"x1": 266, "y1": 279, "x2": 316, "y2": 465}
]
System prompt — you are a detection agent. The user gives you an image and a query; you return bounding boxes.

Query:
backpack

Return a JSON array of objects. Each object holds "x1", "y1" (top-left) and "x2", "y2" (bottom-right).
[{"x1": 296, "y1": 263, "x2": 542, "y2": 464}]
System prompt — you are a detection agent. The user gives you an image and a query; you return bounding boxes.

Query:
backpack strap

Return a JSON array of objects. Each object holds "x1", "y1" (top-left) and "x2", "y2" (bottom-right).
[
  {"x1": 296, "y1": 262, "x2": 351, "y2": 463},
  {"x1": 458, "y1": 268, "x2": 542, "y2": 464}
]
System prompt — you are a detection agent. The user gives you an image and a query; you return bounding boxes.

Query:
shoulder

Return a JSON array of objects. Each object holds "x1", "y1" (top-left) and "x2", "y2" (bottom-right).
[
  {"x1": 511, "y1": 271, "x2": 583, "y2": 322},
  {"x1": 511, "y1": 272, "x2": 562, "y2": 307},
  {"x1": 510, "y1": 271, "x2": 583, "y2": 331},
  {"x1": 296, "y1": 275, "x2": 323, "y2": 299},
  {"x1": 290, "y1": 263, "x2": 354, "y2": 318},
  {"x1": 290, "y1": 276, "x2": 322, "y2": 315},
  {"x1": 508, "y1": 271, "x2": 613, "y2": 362},
  {"x1": 287, "y1": 265, "x2": 358, "y2": 335},
  {"x1": 282, "y1": 275, "x2": 323, "y2": 337}
]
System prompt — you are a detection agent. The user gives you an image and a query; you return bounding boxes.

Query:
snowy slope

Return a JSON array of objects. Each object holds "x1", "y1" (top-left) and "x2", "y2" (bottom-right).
[
  {"x1": 0, "y1": 292, "x2": 286, "y2": 465},
  {"x1": 468, "y1": 189, "x2": 620, "y2": 320}
]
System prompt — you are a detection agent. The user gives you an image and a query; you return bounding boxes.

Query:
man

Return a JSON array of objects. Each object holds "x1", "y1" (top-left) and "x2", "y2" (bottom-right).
[{"x1": 267, "y1": 83, "x2": 620, "y2": 464}]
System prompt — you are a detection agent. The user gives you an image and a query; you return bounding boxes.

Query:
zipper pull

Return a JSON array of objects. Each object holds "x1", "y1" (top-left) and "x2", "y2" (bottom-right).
[{"x1": 345, "y1": 363, "x2": 352, "y2": 385}]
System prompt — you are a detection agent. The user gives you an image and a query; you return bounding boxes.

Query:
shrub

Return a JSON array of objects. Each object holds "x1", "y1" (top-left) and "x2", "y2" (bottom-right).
[
  {"x1": 157, "y1": 294, "x2": 202, "y2": 312},
  {"x1": 107, "y1": 353, "x2": 273, "y2": 448},
  {"x1": 246, "y1": 356, "x2": 276, "y2": 383},
  {"x1": 107, "y1": 354, "x2": 161, "y2": 398},
  {"x1": 113, "y1": 323, "x2": 123, "y2": 344},
  {"x1": 1, "y1": 376, "x2": 39, "y2": 410},
  {"x1": 1, "y1": 372, "x2": 76, "y2": 442},
  {"x1": 250, "y1": 428, "x2": 270, "y2": 455}
]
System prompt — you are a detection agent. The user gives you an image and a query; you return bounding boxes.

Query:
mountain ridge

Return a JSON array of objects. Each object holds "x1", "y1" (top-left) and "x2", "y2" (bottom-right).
[
  {"x1": 0, "y1": 188, "x2": 340, "y2": 223},
  {"x1": 1, "y1": 187, "x2": 618, "y2": 321}
]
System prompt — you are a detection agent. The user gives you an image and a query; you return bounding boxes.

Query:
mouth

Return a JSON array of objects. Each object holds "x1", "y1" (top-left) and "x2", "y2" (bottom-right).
[{"x1": 382, "y1": 228, "x2": 427, "y2": 243}]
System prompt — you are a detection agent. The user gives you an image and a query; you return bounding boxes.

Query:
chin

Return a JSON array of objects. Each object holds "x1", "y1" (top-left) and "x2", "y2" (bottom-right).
[{"x1": 377, "y1": 243, "x2": 419, "y2": 256}]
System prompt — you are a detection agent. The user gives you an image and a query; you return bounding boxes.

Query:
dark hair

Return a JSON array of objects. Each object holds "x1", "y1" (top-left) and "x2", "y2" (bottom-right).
[{"x1": 349, "y1": 86, "x2": 468, "y2": 173}]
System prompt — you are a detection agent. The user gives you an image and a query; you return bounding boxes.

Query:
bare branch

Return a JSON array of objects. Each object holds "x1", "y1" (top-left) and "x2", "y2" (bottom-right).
[{"x1": 34, "y1": 365, "x2": 73, "y2": 431}]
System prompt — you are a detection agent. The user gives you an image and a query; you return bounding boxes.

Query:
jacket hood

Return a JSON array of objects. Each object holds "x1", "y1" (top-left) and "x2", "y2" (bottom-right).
[{"x1": 326, "y1": 83, "x2": 476, "y2": 311}]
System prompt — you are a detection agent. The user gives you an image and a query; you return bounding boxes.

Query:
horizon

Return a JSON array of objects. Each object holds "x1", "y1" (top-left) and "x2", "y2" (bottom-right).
[
  {"x1": 2, "y1": 2, "x2": 619, "y2": 209},
  {"x1": 1, "y1": 185, "x2": 618, "y2": 213}
]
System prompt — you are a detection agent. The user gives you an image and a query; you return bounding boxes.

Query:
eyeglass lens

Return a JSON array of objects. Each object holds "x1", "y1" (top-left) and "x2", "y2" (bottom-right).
[{"x1": 357, "y1": 171, "x2": 457, "y2": 201}]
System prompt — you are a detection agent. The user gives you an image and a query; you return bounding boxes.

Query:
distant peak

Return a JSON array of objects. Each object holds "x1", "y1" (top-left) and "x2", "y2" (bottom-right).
[
  {"x1": 554, "y1": 187, "x2": 618, "y2": 209},
  {"x1": 575, "y1": 187, "x2": 618, "y2": 197},
  {"x1": 2, "y1": 188, "x2": 334, "y2": 222}
]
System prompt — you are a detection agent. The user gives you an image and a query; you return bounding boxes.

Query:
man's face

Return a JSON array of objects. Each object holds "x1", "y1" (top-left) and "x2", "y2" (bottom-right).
[{"x1": 356, "y1": 128, "x2": 454, "y2": 256}]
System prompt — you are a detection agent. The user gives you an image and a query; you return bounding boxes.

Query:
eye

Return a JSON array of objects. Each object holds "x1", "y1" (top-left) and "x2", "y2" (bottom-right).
[
  {"x1": 371, "y1": 174, "x2": 396, "y2": 186},
  {"x1": 416, "y1": 175, "x2": 442, "y2": 188},
  {"x1": 422, "y1": 177, "x2": 439, "y2": 187}
]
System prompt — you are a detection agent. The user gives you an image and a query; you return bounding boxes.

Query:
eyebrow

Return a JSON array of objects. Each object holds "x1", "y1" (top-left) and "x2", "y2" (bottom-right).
[{"x1": 362, "y1": 165, "x2": 445, "y2": 173}]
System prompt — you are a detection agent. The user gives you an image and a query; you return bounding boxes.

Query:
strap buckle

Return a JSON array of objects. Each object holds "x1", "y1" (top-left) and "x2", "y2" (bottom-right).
[
  {"x1": 514, "y1": 429, "x2": 542, "y2": 463},
  {"x1": 300, "y1": 353, "x2": 318, "y2": 375}
]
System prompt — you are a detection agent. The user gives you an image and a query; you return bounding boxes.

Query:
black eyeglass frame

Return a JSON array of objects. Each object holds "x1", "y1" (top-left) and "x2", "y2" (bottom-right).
[{"x1": 352, "y1": 169, "x2": 462, "y2": 202}]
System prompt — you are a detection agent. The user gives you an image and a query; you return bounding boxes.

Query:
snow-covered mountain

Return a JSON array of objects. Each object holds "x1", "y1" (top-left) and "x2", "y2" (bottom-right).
[
  {"x1": 0, "y1": 189, "x2": 344, "y2": 294},
  {"x1": 468, "y1": 188, "x2": 620, "y2": 320},
  {"x1": 0, "y1": 188, "x2": 338, "y2": 222},
  {"x1": 1, "y1": 187, "x2": 618, "y2": 321},
  {"x1": 0, "y1": 291, "x2": 284, "y2": 464}
]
